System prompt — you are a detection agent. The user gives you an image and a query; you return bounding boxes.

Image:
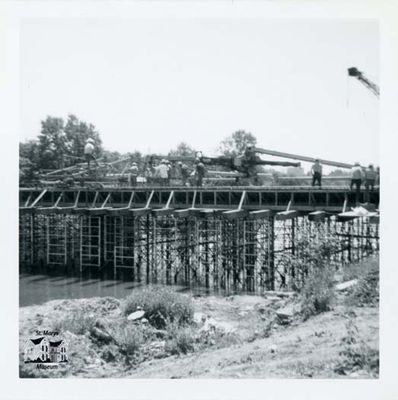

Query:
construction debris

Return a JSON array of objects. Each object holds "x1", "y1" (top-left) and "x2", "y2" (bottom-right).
[{"x1": 335, "y1": 279, "x2": 359, "y2": 291}]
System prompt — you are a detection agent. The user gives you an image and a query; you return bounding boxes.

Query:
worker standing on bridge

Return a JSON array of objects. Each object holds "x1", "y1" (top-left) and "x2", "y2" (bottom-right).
[
  {"x1": 128, "y1": 162, "x2": 139, "y2": 187},
  {"x1": 84, "y1": 138, "x2": 98, "y2": 170},
  {"x1": 365, "y1": 164, "x2": 376, "y2": 192},
  {"x1": 156, "y1": 160, "x2": 169, "y2": 186},
  {"x1": 350, "y1": 162, "x2": 363, "y2": 203},
  {"x1": 376, "y1": 166, "x2": 380, "y2": 188},
  {"x1": 195, "y1": 160, "x2": 206, "y2": 187},
  {"x1": 364, "y1": 164, "x2": 376, "y2": 202},
  {"x1": 311, "y1": 159, "x2": 322, "y2": 187},
  {"x1": 179, "y1": 161, "x2": 190, "y2": 186}
]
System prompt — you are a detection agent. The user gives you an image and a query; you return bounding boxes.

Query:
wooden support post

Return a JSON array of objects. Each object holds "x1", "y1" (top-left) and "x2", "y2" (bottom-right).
[
  {"x1": 152, "y1": 191, "x2": 174, "y2": 216},
  {"x1": 101, "y1": 193, "x2": 111, "y2": 208},
  {"x1": 269, "y1": 217, "x2": 275, "y2": 291},
  {"x1": 238, "y1": 191, "x2": 246, "y2": 210},
  {"x1": 91, "y1": 191, "x2": 99, "y2": 208},
  {"x1": 30, "y1": 189, "x2": 47, "y2": 208}
]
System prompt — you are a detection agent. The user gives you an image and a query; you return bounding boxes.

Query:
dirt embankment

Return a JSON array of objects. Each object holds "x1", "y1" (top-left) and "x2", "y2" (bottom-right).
[{"x1": 19, "y1": 280, "x2": 379, "y2": 379}]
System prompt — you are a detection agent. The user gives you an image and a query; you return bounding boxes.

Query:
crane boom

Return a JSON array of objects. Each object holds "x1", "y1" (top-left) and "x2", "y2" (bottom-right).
[
  {"x1": 348, "y1": 67, "x2": 380, "y2": 97},
  {"x1": 252, "y1": 148, "x2": 355, "y2": 169}
]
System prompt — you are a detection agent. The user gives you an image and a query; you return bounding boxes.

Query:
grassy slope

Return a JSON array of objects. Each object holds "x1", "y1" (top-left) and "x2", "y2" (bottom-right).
[
  {"x1": 123, "y1": 304, "x2": 378, "y2": 379},
  {"x1": 19, "y1": 258, "x2": 379, "y2": 379}
]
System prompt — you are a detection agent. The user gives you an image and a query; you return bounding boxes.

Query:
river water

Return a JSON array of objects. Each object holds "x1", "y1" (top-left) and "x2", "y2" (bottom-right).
[
  {"x1": 19, "y1": 271, "x2": 206, "y2": 307},
  {"x1": 19, "y1": 272, "x2": 151, "y2": 307}
]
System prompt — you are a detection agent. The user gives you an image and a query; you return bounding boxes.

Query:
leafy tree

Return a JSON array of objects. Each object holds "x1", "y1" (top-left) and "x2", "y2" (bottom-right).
[
  {"x1": 37, "y1": 116, "x2": 65, "y2": 169},
  {"x1": 64, "y1": 114, "x2": 102, "y2": 163},
  {"x1": 35, "y1": 114, "x2": 103, "y2": 170},
  {"x1": 19, "y1": 140, "x2": 41, "y2": 182},
  {"x1": 218, "y1": 130, "x2": 257, "y2": 157},
  {"x1": 328, "y1": 168, "x2": 349, "y2": 177},
  {"x1": 168, "y1": 142, "x2": 197, "y2": 157}
]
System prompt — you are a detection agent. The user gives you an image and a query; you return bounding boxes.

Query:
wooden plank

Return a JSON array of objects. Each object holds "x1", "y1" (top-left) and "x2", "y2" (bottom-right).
[
  {"x1": 222, "y1": 209, "x2": 248, "y2": 219},
  {"x1": 70, "y1": 208, "x2": 91, "y2": 215},
  {"x1": 19, "y1": 207, "x2": 35, "y2": 215},
  {"x1": 105, "y1": 207, "x2": 133, "y2": 216},
  {"x1": 369, "y1": 215, "x2": 380, "y2": 224},
  {"x1": 275, "y1": 210, "x2": 299, "y2": 221},
  {"x1": 199, "y1": 209, "x2": 217, "y2": 218},
  {"x1": 173, "y1": 208, "x2": 193, "y2": 218},
  {"x1": 36, "y1": 207, "x2": 56, "y2": 215},
  {"x1": 308, "y1": 210, "x2": 327, "y2": 222},
  {"x1": 129, "y1": 208, "x2": 151, "y2": 217},
  {"x1": 88, "y1": 207, "x2": 112, "y2": 215},
  {"x1": 337, "y1": 212, "x2": 358, "y2": 221},
  {"x1": 189, "y1": 208, "x2": 206, "y2": 218},
  {"x1": 249, "y1": 209, "x2": 272, "y2": 219},
  {"x1": 152, "y1": 208, "x2": 174, "y2": 217}
]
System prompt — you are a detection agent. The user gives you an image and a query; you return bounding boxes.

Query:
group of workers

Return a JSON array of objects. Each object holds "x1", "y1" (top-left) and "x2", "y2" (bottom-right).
[
  {"x1": 311, "y1": 159, "x2": 379, "y2": 195},
  {"x1": 127, "y1": 159, "x2": 206, "y2": 187},
  {"x1": 83, "y1": 138, "x2": 207, "y2": 187},
  {"x1": 84, "y1": 138, "x2": 379, "y2": 192}
]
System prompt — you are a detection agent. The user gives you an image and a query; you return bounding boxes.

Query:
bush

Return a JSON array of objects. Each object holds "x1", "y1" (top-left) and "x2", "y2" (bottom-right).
[
  {"x1": 52, "y1": 311, "x2": 96, "y2": 335},
  {"x1": 165, "y1": 323, "x2": 196, "y2": 355},
  {"x1": 112, "y1": 324, "x2": 145, "y2": 356},
  {"x1": 342, "y1": 258, "x2": 378, "y2": 282},
  {"x1": 123, "y1": 286, "x2": 194, "y2": 329},
  {"x1": 300, "y1": 266, "x2": 335, "y2": 320},
  {"x1": 335, "y1": 318, "x2": 379, "y2": 376},
  {"x1": 347, "y1": 268, "x2": 379, "y2": 307}
]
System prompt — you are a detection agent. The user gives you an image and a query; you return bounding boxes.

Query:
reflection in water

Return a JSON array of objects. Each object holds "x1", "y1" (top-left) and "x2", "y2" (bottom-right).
[
  {"x1": 19, "y1": 272, "x2": 145, "y2": 307},
  {"x1": 20, "y1": 264, "x2": 224, "y2": 307}
]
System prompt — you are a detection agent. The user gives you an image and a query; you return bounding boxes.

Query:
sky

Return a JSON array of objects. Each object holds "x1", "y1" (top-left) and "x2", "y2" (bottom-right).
[{"x1": 20, "y1": 18, "x2": 379, "y2": 169}]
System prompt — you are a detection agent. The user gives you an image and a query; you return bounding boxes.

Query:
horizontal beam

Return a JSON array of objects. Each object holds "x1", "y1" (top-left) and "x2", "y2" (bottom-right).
[
  {"x1": 222, "y1": 209, "x2": 248, "y2": 219},
  {"x1": 275, "y1": 210, "x2": 299, "y2": 221},
  {"x1": 152, "y1": 208, "x2": 174, "y2": 217},
  {"x1": 253, "y1": 148, "x2": 356, "y2": 169},
  {"x1": 129, "y1": 208, "x2": 151, "y2": 217},
  {"x1": 369, "y1": 215, "x2": 380, "y2": 224},
  {"x1": 249, "y1": 210, "x2": 273, "y2": 219},
  {"x1": 337, "y1": 212, "x2": 358, "y2": 221},
  {"x1": 308, "y1": 211, "x2": 328, "y2": 222}
]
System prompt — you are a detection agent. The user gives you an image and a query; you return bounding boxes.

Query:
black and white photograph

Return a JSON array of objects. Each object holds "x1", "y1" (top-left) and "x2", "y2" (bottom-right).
[{"x1": 1, "y1": 0, "x2": 398, "y2": 399}]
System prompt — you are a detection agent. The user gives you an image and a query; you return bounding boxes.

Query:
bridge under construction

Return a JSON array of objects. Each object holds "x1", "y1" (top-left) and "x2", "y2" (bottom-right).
[{"x1": 19, "y1": 185, "x2": 379, "y2": 294}]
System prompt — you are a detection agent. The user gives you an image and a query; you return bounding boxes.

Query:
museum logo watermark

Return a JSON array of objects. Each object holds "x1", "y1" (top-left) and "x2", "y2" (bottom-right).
[{"x1": 23, "y1": 330, "x2": 68, "y2": 370}]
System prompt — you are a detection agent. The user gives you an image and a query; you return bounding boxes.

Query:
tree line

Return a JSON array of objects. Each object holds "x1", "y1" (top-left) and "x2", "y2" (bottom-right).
[{"x1": 19, "y1": 114, "x2": 258, "y2": 180}]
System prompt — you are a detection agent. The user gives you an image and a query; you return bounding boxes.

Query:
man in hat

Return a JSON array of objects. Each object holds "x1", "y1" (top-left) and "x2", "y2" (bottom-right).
[
  {"x1": 311, "y1": 159, "x2": 322, "y2": 187},
  {"x1": 128, "y1": 162, "x2": 139, "y2": 187},
  {"x1": 195, "y1": 160, "x2": 206, "y2": 187},
  {"x1": 84, "y1": 138, "x2": 98, "y2": 169},
  {"x1": 364, "y1": 164, "x2": 377, "y2": 202},
  {"x1": 350, "y1": 162, "x2": 363, "y2": 202},
  {"x1": 365, "y1": 164, "x2": 376, "y2": 192},
  {"x1": 178, "y1": 161, "x2": 190, "y2": 186},
  {"x1": 156, "y1": 159, "x2": 169, "y2": 186}
]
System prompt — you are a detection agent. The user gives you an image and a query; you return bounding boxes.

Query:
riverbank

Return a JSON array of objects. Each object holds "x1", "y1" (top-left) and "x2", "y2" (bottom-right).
[{"x1": 19, "y1": 258, "x2": 379, "y2": 379}]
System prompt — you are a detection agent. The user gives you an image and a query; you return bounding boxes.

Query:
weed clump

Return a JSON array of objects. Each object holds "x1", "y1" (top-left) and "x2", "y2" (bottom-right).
[
  {"x1": 123, "y1": 286, "x2": 194, "y2": 329},
  {"x1": 335, "y1": 318, "x2": 379, "y2": 377},
  {"x1": 111, "y1": 323, "x2": 146, "y2": 356},
  {"x1": 165, "y1": 322, "x2": 196, "y2": 355},
  {"x1": 284, "y1": 236, "x2": 339, "y2": 320},
  {"x1": 347, "y1": 268, "x2": 379, "y2": 307},
  {"x1": 52, "y1": 311, "x2": 96, "y2": 335},
  {"x1": 300, "y1": 266, "x2": 335, "y2": 320}
]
